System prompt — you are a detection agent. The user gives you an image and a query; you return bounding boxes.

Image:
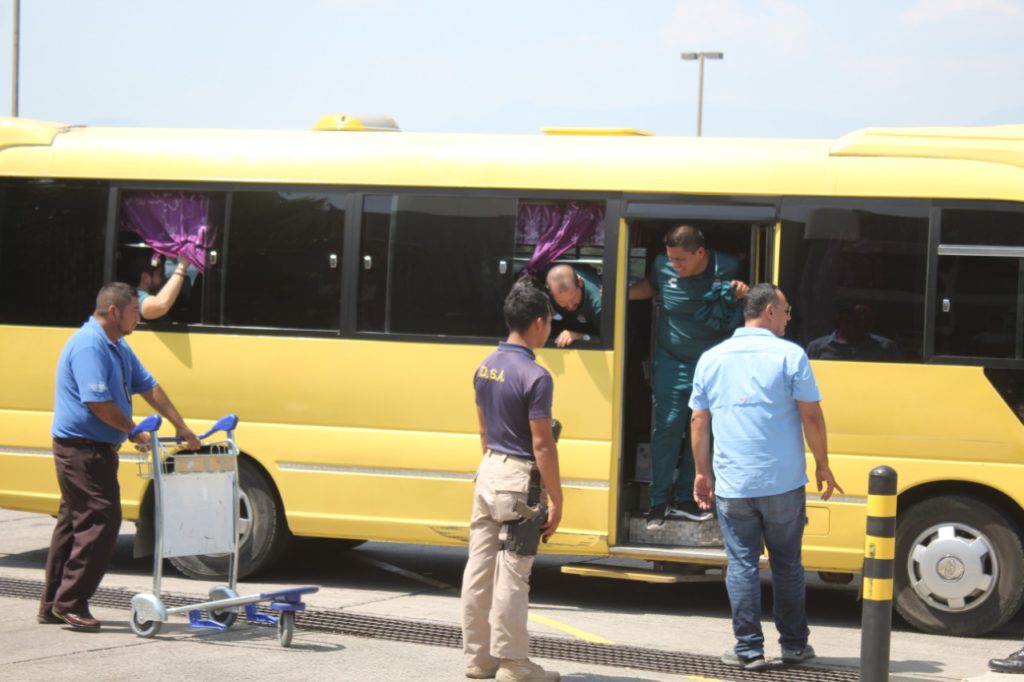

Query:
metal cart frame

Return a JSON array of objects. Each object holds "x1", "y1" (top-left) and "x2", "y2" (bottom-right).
[{"x1": 127, "y1": 414, "x2": 317, "y2": 646}]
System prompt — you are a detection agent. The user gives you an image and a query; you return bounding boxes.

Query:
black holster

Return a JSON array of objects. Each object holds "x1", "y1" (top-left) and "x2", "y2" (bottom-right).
[{"x1": 499, "y1": 468, "x2": 545, "y2": 557}]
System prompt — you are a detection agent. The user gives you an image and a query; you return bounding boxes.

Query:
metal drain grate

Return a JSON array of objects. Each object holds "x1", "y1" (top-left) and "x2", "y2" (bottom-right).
[{"x1": 1, "y1": 576, "x2": 859, "y2": 681}]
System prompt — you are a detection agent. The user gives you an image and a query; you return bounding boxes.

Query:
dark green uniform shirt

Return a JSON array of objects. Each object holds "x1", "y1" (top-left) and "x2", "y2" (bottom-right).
[
  {"x1": 550, "y1": 266, "x2": 602, "y2": 337},
  {"x1": 651, "y1": 250, "x2": 742, "y2": 363}
]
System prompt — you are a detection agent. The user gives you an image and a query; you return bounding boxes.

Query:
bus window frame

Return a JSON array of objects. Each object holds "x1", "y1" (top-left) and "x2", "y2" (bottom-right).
[
  {"x1": 344, "y1": 188, "x2": 621, "y2": 349},
  {"x1": 106, "y1": 182, "x2": 620, "y2": 347},
  {"x1": 927, "y1": 200, "x2": 1024, "y2": 366}
]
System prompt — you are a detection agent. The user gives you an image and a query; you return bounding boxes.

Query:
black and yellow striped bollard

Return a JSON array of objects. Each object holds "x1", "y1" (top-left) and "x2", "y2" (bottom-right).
[{"x1": 860, "y1": 465, "x2": 897, "y2": 682}]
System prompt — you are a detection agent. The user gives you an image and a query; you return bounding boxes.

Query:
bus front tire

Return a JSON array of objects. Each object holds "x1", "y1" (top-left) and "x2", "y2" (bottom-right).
[
  {"x1": 169, "y1": 457, "x2": 291, "y2": 580},
  {"x1": 894, "y1": 495, "x2": 1024, "y2": 636}
]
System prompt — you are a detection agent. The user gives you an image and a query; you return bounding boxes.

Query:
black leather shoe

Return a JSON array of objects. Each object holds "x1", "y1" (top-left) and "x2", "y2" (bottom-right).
[
  {"x1": 52, "y1": 608, "x2": 101, "y2": 632},
  {"x1": 990, "y1": 648, "x2": 1024, "y2": 674},
  {"x1": 37, "y1": 610, "x2": 63, "y2": 624}
]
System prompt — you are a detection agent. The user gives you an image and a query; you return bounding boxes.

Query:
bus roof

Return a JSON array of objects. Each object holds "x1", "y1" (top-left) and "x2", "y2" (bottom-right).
[{"x1": 0, "y1": 117, "x2": 1022, "y2": 202}]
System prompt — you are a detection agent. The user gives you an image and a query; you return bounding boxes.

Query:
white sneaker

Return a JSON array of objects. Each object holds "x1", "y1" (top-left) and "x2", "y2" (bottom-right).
[{"x1": 496, "y1": 658, "x2": 560, "y2": 681}]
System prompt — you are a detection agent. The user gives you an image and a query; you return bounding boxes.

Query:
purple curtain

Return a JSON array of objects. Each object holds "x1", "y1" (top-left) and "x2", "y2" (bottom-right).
[
  {"x1": 121, "y1": 192, "x2": 215, "y2": 272},
  {"x1": 518, "y1": 201, "x2": 605, "y2": 277}
]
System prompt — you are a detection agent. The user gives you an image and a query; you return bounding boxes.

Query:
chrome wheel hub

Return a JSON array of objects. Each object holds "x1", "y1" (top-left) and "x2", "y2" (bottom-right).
[{"x1": 908, "y1": 522, "x2": 996, "y2": 613}]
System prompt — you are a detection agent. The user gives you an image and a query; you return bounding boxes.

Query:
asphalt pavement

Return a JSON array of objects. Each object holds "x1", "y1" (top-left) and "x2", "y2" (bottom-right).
[{"x1": 1, "y1": 508, "x2": 1022, "y2": 681}]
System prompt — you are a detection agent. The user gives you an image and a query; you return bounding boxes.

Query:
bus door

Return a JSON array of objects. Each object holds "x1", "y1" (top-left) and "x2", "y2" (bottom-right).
[{"x1": 612, "y1": 199, "x2": 778, "y2": 555}]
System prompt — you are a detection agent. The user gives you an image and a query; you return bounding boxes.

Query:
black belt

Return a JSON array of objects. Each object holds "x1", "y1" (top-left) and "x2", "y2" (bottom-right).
[
  {"x1": 53, "y1": 437, "x2": 118, "y2": 450},
  {"x1": 486, "y1": 449, "x2": 535, "y2": 463}
]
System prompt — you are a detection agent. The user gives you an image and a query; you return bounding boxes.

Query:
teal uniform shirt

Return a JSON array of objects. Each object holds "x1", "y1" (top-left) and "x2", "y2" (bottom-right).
[
  {"x1": 650, "y1": 250, "x2": 742, "y2": 363},
  {"x1": 550, "y1": 267, "x2": 602, "y2": 336}
]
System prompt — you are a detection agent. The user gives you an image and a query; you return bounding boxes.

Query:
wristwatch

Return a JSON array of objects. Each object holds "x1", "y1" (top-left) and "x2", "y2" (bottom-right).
[{"x1": 581, "y1": 334, "x2": 591, "y2": 342}]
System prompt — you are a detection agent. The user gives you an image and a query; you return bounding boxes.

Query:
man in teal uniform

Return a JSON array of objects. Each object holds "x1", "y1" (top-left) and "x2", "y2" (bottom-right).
[
  {"x1": 544, "y1": 264, "x2": 602, "y2": 348},
  {"x1": 629, "y1": 225, "x2": 749, "y2": 528}
]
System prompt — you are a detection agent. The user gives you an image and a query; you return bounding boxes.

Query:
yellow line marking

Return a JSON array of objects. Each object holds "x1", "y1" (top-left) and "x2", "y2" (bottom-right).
[
  {"x1": 528, "y1": 612, "x2": 613, "y2": 645},
  {"x1": 354, "y1": 553, "x2": 614, "y2": 645}
]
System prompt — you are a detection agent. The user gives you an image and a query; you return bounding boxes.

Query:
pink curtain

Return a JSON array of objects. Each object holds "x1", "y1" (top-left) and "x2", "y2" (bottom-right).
[
  {"x1": 121, "y1": 191, "x2": 215, "y2": 272},
  {"x1": 518, "y1": 201, "x2": 604, "y2": 277}
]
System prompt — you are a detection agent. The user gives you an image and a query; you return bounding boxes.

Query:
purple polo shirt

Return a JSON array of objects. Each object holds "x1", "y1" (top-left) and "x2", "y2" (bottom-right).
[{"x1": 473, "y1": 342, "x2": 553, "y2": 460}]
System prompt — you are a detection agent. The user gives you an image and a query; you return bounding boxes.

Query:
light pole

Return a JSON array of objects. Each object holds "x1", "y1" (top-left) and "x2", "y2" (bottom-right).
[
  {"x1": 681, "y1": 51, "x2": 723, "y2": 136},
  {"x1": 11, "y1": 0, "x2": 19, "y2": 117}
]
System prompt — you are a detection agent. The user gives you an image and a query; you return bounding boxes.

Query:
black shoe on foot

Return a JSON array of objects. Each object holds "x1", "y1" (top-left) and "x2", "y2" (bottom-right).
[
  {"x1": 990, "y1": 648, "x2": 1024, "y2": 674},
  {"x1": 52, "y1": 608, "x2": 101, "y2": 632},
  {"x1": 667, "y1": 500, "x2": 713, "y2": 522},
  {"x1": 646, "y1": 503, "x2": 667, "y2": 529},
  {"x1": 37, "y1": 610, "x2": 63, "y2": 624}
]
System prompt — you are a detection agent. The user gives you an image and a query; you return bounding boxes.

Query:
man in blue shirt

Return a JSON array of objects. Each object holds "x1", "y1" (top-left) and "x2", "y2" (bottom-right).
[
  {"x1": 689, "y1": 283, "x2": 842, "y2": 671},
  {"x1": 40, "y1": 282, "x2": 201, "y2": 632},
  {"x1": 629, "y1": 225, "x2": 748, "y2": 528},
  {"x1": 461, "y1": 280, "x2": 562, "y2": 682}
]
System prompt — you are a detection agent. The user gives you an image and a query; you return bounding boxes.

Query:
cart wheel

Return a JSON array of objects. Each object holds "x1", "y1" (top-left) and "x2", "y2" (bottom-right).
[
  {"x1": 129, "y1": 606, "x2": 162, "y2": 638},
  {"x1": 277, "y1": 610, "x2": 295, "y2": 647},
  {"x1": 208, "y1": 585, "x2": 239, "y2": 628}
]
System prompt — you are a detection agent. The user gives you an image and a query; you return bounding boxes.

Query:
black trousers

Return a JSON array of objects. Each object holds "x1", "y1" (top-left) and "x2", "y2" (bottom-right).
[{"x1": 40, "y1": 439, "x2": 121, "y2": 615}]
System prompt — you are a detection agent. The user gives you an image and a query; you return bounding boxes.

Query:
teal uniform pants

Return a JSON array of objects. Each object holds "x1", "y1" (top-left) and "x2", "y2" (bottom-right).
[{"x1": 650, "y1": 349, "x2": 698, "y2": 508}]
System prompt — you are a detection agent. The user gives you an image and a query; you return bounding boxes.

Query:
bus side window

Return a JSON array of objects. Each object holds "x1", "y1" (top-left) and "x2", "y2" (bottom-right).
[
  {"x1": 0, "y1": 180, "x2": 107, "y2": 327},
  {"x1": 516, "y1": 200, "x2": 605, "y2": 347},
  {"x1": 356, "y1": 194, "x2": 516, "y2": 338},
  {"x1": 221, "y1": 191, "x2": 345, "y2": 331},
  {"x1": 935, "y1": 208, "x2": 1024, "y2": 359},
  {"x1": 778, "y1": 199, "x2": 929, "y2": 362},
  {"x1": 117, "y1": 190, "x2": 225, "y2": 327}
]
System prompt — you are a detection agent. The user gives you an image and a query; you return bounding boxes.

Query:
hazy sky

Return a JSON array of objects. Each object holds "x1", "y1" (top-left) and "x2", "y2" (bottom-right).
[{"x1": 0, "y1": 0, "x2": 1020, "y2": 138}]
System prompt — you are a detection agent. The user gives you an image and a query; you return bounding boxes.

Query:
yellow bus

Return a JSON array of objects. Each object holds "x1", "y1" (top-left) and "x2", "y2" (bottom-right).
[{"x1": 1, "y1": 115, "x2": 1023, "y2": 637}]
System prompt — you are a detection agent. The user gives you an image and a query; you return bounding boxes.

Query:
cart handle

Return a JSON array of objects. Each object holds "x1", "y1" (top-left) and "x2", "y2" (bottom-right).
[
  {"x1": 131, "y1": 414, "x2": 162, "y2": 440},
  {"x1": 197, "y1": 414, "x2": 239, "y2": 440},
  {"x1": 130, "y1": 413, "x2": 239, "y2": 443}
]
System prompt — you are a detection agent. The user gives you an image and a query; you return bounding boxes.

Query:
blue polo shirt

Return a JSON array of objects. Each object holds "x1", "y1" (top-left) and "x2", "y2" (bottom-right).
[
  {"x1": 689, "y1": 327, "x2": 821, "y2": 498},
  {"x1": 473, "y1": 342, "x2": 553, "y2": 460},
  {"x1": 651, "y1": 250, "x2": 742, "y2": 363},
  {"x1": 52, "y1": 317, "x2": 158, "y2": 445}
]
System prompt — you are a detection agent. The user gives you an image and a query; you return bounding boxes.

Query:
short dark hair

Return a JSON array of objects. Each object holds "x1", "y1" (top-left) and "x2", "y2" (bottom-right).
[
  {"x1": 504, "y1": 279, "x2": 551, "y2": 333},
  {"x1": 743, "y1": 283, "x2": 780, "y2": 320},
  {"x1": 120, "y1": 247, "x2": 163, "y2": 285},
  {"x1": 95, "y1": 282, "x2": 137, "y2": 315},
  {"x1": 664, "y1": 225, "x2": 705, "y2": 252}
]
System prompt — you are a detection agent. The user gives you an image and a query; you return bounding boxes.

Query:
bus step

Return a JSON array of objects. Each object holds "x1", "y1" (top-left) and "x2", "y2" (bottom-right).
[{"x1": 561, "y1": 561, "x2": 724, "y2": 584}]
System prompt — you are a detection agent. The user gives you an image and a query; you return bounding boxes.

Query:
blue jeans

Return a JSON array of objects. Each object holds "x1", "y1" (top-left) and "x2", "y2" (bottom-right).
[{"x1": 716, "y1": 487, "x2": 809, "y2": 658}]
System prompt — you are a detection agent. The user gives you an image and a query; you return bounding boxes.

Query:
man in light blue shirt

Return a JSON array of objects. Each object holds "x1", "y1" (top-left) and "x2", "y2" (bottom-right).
[{"x1": 689, "y1": 283, "x2": 842, "y2": 672}]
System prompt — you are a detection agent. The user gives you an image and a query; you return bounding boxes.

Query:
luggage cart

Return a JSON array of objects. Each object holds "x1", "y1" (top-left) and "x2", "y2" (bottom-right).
[{"x1": 127, "y1": 413, "x2": 318, "y2": 647}]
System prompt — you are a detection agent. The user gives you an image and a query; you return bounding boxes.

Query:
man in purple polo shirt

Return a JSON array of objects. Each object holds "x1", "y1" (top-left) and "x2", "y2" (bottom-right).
[
  {"x1": 690, "y1": 283, "x2": 842, "y2": 672},
  {"x1": 461, "y1": 280, "x2": 563, "y2": 682}
]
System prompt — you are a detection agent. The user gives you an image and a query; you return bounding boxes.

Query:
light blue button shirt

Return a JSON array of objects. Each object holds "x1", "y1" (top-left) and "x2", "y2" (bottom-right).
[
  {"x1": 689, "y1": 327, "x2": 821, "y2": 499},
  {"x1": 52, "y1": 317, "x2": 158, "y2": 444}
]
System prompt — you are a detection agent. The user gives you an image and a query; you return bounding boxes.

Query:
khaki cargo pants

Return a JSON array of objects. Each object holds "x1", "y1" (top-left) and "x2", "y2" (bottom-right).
[{"x1": 461, "y1": 451, "x2": 540, "y2": 668}]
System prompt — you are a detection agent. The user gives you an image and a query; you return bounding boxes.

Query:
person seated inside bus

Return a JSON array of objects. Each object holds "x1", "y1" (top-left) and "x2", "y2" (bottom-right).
[
  {"x1": 125, "y1": 248, "x2": 197, "y2": 322},
  {"x1": 806, "y1": 301, "x2": 902, "y2": 362},
  {"x1": 544, "y1": 263, "x2": 602, "y2": 348}
]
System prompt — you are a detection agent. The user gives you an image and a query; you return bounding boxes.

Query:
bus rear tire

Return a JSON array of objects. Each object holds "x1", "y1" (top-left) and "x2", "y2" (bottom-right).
[
  {"x1": 169, "y1": 457, "x2": 291, "y2": 580},
  {"x1": 894, "y1": 495, "x2": 1024, "y2": 636}
]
